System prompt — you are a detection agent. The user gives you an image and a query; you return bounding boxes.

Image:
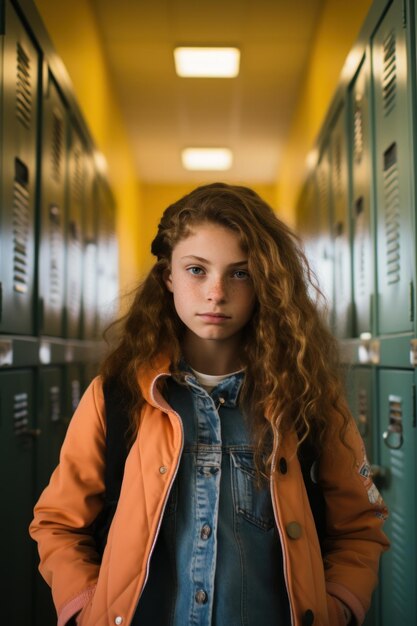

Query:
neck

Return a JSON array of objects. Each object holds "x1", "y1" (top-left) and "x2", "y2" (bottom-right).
[{"x1": 182, "y1": 332, "x2": 243, "y2": 375}]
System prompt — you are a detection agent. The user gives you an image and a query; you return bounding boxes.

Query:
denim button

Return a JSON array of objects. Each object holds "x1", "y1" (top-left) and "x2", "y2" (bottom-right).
[
  {"x1": 195, "y1": 589, "x2": 208, "y2": 604},
  {"x1": 201, "y1": 524, "x2": 211, "y2": 540},
  {"x1": 279, "y1": 457, "x2": 287, "y2": 474},
  {"x1": 286, "y1": 521, "x2": 302, "y2": 539}
]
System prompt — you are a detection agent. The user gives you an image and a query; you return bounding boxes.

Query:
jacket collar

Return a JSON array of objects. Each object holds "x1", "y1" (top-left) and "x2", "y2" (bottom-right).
[{"x1": 136, "y1": 354, "x2": 172, "y2": 410}]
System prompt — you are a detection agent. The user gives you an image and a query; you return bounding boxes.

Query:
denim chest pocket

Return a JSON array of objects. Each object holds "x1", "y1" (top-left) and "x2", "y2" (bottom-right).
[{"x1": 230, "y1": 451, "x2": 275, "y2": 531}]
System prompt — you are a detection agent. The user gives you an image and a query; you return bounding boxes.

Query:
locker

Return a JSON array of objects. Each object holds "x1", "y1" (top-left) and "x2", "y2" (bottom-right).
[
  {"x1": 83, "y1": 359, "x2": 100, "y2": 391},
  {"x1": 349, "y1": 53, "x2": 374, "y2": 337},
  {"x1": 297, "y1": 174, "x2": 322, "y2": 302},
  {"x1": 377, "y1": 368, "x2": 416, "y2": 625},
  {"x1": 63, "y1": 362, "x2": 82, "y2": 421},
  {"x1": 65, "y1": 121, "x2": 85, "y2": 339},
  {"x1": 372, "y1": 0, "x2": 415, "y2": 335},
  {"x1": 81, "y1": 155, "x2": 98, "y2": 339},
  {"x1": 314, "y1": 145, "x2": 334, "y2": 326},
  {"x1": 35, "y1": 366, "x2": 66, "y2": 498},
  {"x1": 0, "y1": 369, "x2": 36, "y2": 624},
  {"x1": 95, "y1": 175, "x2": 118, "y2": 337},
  {"x1": 329, "y1": 103, "x2": 352, "y2": 339},
  {"x1": 38, "y1": 71, "x2": 67, "y2": 337},
  {"x1": 0, "y1": 1, "x2": 39, "y2": 334}
]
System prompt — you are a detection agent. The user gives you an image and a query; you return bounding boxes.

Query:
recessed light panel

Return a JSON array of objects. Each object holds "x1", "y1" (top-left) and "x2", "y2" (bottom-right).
[
  {"x1": 181, "y1": 148, "x2": 233, "y2": 171},
  {"x1": 174, "y1": 47, "x2": 240, "y2": 78}
]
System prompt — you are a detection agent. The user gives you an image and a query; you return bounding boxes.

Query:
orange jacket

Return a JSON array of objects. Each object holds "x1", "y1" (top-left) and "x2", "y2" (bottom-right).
[{"x1": 30, "y1": 357, "x2": 389, "y2": 626}]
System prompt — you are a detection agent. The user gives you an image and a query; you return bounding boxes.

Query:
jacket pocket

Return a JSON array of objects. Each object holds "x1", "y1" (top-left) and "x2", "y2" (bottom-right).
[{"x1": 230, "y1": 451, "x2": 275, "y2": 531}]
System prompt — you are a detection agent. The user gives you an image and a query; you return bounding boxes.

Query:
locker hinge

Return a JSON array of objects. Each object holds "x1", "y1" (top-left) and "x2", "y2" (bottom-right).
[
  {"x1": 410, "y1": 281, "x2": 415, "y2": 322},
  {"x1": 413, "y1": 384, "x2": 416, "y2": 428}
]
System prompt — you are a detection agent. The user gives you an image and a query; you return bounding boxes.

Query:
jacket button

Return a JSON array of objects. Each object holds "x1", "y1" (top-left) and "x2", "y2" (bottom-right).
[
  {"x1": 114, "y1": 618, "x2": 123, "y2": 625},
  {"x1": 302, "y1": 609, "x2": 314, "y2": 625},
  {"x1": 159, "y1": 466, "x2": 168, "y2": 474},
  {"x1": 279, "y1": 457, "x2": 287, "y2": 474},
  {"x1": 200, "y1": 524, "x2": 211, "y2": 540},
  {"x1": 286, "y1": 521, "x2": 302, "y2": 539},
  {"x1": 195, "y1": 589, "x2": 208, "y2": 604}
]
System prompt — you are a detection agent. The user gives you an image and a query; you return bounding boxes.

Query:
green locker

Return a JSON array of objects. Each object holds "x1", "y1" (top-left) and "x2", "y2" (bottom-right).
[
  {"x1": 65, "y1": 122, "x2": 85, "y2": 339},
  {"x1": 314, "y1": 144, "x2": 334, "y2": 327},
  {"x1": 81, "y1": 155, "x2": 98, "y2": 339},
  {"x1": 329, "y1": 102, "x2": 352, "y2": 339},
  {"x1": 349, "y1": 53, "x2": 374, "y2": 337},
  {"x1": 0, "y1": 1, "x2": 39, "y2": 334},
  {"x1": 0, "y1": 368, "x2": 36, "y2": 624},
  {"x1": 38, "y1": 71, "x2": 67, "y2": 337},
  {"x1": 372, "y1": 0, "x2": 415, "y2": 335},
  {"x1": 63, "y1": 362, "x2": 82, "y2": 421},
  {"x1": 377, "y1": 368, "x2": 416, "y2": 625},
  {"x1": 35, "y1": 366, "x2": 66, "y2": 498},
  {"x1": 347, "y1": 366, "x2": 376, "y2": 462}
]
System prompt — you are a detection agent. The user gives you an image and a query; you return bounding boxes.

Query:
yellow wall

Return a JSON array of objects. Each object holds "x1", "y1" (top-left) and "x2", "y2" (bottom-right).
[
  {"x1": 35, "y1": 0, "x2": 143, "y2": 294},
  {"x1": 277, "y1": 0, "x2": 373, "y2": 227},
  {"x1": 141, "y1": 182, "x2": 277, "y2": 273}
]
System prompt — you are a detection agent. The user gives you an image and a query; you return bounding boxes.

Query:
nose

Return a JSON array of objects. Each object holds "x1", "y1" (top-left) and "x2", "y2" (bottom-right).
[{"x1": 206, "y1": 276, "x2": 227, "y2": 303}]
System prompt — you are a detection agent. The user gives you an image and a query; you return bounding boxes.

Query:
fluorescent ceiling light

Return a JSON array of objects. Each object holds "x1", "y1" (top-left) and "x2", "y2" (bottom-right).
[
  {"x1": 181, "y1": 148, "x2": 233, "y2": 171},
  {"x1": 174, "y1": 47, "x2": 240, "y2": 77}
]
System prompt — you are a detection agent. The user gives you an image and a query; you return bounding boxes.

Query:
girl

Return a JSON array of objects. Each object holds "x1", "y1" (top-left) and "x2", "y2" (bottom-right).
[{"x1": 30, "y1": 183, "x2": 389, "y2": 626}]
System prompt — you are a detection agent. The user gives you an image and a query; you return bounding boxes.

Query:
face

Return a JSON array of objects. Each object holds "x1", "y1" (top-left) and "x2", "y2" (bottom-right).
[{"x1": 165, "y1": 222, "x2": 256, "y2": 347}]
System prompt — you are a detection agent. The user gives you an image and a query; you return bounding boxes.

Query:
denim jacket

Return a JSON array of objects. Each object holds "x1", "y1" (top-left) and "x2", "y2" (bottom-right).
[{"x1": 134, "y1": 369, "x2": 291, "y2": 625}]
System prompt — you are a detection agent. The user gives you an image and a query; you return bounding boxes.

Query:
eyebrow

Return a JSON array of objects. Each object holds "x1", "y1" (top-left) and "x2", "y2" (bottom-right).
[{"x1": 181, "y1": 255, "x2": 248, "y2": 267}]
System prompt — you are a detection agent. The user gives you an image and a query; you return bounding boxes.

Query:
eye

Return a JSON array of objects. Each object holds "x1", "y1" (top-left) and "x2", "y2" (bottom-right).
[
  {"x1": 187, "y1": 266, "x2": 205, "y2": 276},
  {"x1": 233, "y1": 269, "x2": 250, "y2": 280}
]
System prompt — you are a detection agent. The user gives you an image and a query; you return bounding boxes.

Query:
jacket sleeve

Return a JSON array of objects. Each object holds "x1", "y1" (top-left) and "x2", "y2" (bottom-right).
[
  {"x1": 319, "y1": 410, "x2": 390, "y2": 625},
  {"x1": 29, "y1": 376, "x2": 107, "y2": 625}
]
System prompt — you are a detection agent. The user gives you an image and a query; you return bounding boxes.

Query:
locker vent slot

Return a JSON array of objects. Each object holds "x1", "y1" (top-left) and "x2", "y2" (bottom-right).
[
  {"x1": 72, "y1": 147, "x2": 84, "y2": 205},
  {"x1": 382, "y1": 29, "x2": 396, "y2": 116},
  {"x1": 49, "y1": 385, "x2": 61, "y2": 422},
  {"x1": 16, "y1": 43, "x2": 32, "y2": 129},
  {"x1": 13, "y1": 159, "x2": 30, "y2": 294},
  {"x1": 383, "y1": 143, "x2": 400, "y2": 285},
  {"x1": 68, "y1": 220, "x2": 82, "y2": 319},
  {"x1": 355, "y1": 197, "x2": 366, "y2": 297},
  {"x1": 14, "y1": 392, "x2": 29, "y2": 435},
  {"x1": 51, "y1": 111, "x2": 64, "y2": 183},
  {"x1": 334, "y1": 136, "x2": 342, "y2": 196},
  {"x1": 354, "y1": 95, "x2": 364, "y2": 163},
  {"x1": 49, "y1": 205, "x2": 62, "y2": 305}
]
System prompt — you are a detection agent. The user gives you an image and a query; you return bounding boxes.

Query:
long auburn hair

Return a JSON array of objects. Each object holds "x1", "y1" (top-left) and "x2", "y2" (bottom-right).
[{"x1": 101, "y1": 182, "x2": 350, "y2": 475}]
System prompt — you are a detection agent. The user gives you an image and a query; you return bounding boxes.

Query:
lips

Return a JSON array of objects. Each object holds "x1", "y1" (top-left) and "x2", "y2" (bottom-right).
[{"x1": 197, "y1": 313, "x2": 231, "y2": 322}]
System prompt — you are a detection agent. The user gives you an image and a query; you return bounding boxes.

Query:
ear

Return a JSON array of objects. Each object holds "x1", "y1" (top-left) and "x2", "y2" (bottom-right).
[{"x1": 163, "y1": 267, "x2": 173, "y2": 292}]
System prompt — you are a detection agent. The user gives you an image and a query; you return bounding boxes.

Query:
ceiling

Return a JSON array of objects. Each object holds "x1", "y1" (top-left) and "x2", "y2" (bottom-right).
[{"x1": 90, "y1": 0, "x2": 324, "y2": 184}]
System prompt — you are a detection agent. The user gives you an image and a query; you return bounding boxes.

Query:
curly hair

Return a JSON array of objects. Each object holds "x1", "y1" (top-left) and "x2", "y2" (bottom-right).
[{"x1": 101, "y1": 182, "x2": 350, "y2": 476}]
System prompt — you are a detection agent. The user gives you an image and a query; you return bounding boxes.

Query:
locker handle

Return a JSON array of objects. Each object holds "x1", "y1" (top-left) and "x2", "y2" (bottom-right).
[
  {"x1": 20, "y1": 428, "x2": 42, "y2": 439},
  {"x1": 382, "y1": 426, "x2": 403, "y2": 449},
  {"x1": 370, "y1": 464, "x2": 388, "y2": 489}
]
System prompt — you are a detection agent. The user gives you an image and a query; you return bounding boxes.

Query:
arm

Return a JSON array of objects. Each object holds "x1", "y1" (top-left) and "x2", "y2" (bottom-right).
[
  {"x1": 319, "y1": 412, "x2": 389, "y2": 625},
  {"x1": 29, "y1": 377, "x2": 107, "y2": 626}
]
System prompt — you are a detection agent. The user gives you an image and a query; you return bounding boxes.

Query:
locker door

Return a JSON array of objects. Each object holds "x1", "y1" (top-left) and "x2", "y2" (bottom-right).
[
  {"x1": 372, "y1": 0, "x2": 414, "y2": 334},
  {"x1": 0, "y1": 369, "x2": 35, "y2": 624},
  {"x1": 377, "y1": 369, "x2": 416, "y2": 624},
  {"x1": 63, "y1": 362, "x2": 82, "y2": 421},
  {"x1": 65, "y1": 122, "x2": 84, "y2": 339},
  {"x1": 329, "y1": 103, "x2": 352, "y2": 338},
  {"x1": 0, "y1": 2, "x2": 39, "y2": 334},
  {"x1": 314, "y1": 145, "x2": 334, "y2": 327},
  {"x1": 35, "y1": 366, "x2": 66, "y2": 498},
  {"x1": 81, "y1": 156, "x2": 98, "y2": 339},
  {"x1": 38, "y1": 72, "x2": 67, "y2": 336},
  {"x1": 350, "y1": 53, "x2": 374, "y2": 336}
]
